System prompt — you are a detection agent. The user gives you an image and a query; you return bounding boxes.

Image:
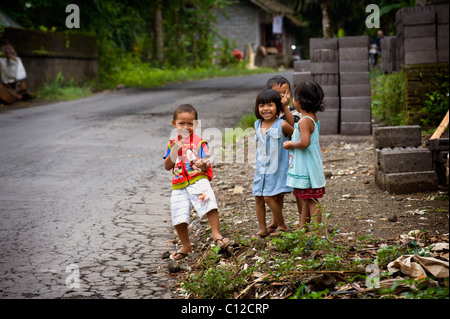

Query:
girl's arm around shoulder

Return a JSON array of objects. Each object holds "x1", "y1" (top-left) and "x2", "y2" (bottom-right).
[
  {"x1": 282, "y1": 118, "x2": 312, "y2": 150},
  {"x1": 282, "y1": 119, "x2": 294, "y2": 137},
  {"x1": 281, "y1": 104, "x2": 295, "y2": 127}
]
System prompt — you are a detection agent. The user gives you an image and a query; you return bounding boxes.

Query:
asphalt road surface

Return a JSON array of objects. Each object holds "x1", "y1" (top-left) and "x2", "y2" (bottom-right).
[{"x1": 0, "y1": 71, "x2": 291, "y2": 298}]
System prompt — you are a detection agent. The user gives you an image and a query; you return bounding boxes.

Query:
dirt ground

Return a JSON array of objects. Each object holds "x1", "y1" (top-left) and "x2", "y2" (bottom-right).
[
  {"x1": 208, "y1": 134, "x2": 449, "y2": 244},
  {"x1": 167, "y1": 133, "x2": 448, "y2": 299}
]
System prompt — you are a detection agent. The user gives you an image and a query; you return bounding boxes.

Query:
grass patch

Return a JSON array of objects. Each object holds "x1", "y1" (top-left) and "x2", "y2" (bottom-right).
[
  {"x1": 36, "y1": 72, "x2": 93, "y2": 101},
  {"x1": 101, "y1": 54, "x2": 275, "y2": 89}
]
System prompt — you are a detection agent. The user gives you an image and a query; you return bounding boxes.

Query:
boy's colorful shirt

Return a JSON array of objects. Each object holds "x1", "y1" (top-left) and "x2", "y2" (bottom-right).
[{"x1": 163, "y1": 134, "x2": 213, "y2": 189}]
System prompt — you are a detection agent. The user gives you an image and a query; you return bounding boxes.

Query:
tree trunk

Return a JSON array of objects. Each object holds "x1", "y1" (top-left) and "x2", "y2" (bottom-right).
[
  {"x1": 320, "y1": 0, "x2": 333, "y2": 38},
  {"x1": 155, "y1": 5, "x2": 164, "y2": 64}
]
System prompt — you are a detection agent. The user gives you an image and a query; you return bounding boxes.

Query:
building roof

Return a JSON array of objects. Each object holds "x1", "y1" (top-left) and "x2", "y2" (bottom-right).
[
  {"x1": 0, "y1": 10, "x2": 24, "y2": 28},
  {"x1": 249, "y1": 0, "x2": 305, "y2": 26}
]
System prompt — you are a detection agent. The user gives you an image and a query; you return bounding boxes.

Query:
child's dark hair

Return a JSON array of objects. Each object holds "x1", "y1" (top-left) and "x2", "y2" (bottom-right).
[
  {"x1": 265, "y1": 75, "x2": 291, "y2": 90},
  {"x1": 173, "y1": 104, "x2": 198, "y2": 120},
  {"x1": 255, "y1": 89, "x2": 283, "y2": 120},
  {"x1": 294, "y1": 81, "x2": 326, "y2": 113}
]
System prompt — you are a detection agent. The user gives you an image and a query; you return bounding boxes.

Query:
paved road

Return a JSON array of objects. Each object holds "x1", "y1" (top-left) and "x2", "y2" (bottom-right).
[{"x1": 0, "y1": 71, "x2": 291, "y2": 298}]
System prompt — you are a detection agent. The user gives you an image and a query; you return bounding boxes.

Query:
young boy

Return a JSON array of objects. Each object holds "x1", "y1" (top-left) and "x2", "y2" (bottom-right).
[
  {"x1": 163, "y1": 104, "x2": 228, "y2": 260},
  {"x1": 266, "y1": 75, "x2": 301, "y2": 123}
]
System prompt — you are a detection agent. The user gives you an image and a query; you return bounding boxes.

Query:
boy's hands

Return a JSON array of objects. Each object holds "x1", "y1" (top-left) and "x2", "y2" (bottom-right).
[
  {"x1": 191, "y1": 157, "x2": 211, "y2": 172},
  {"x1": 281, "y1": 91, "x2": 289, "y2": 107}
]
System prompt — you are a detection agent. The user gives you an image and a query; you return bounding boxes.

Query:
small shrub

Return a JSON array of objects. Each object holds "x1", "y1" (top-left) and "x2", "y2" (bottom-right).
[{"x1": 371, "y1": 70, "x2": 406, "y2": 126}]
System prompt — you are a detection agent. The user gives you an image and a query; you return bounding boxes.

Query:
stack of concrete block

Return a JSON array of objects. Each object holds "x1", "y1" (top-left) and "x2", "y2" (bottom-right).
[
  {"x1": 380, "y1": 36, "x2": 398, "y2": 73},
  {"x1": 293, "y1": 60, "x2": 312, "y2": 86},
  {"x1": 310, "y1": 38, "x2": 340, "y2": 135},
  {"x1": 395, "y1": 4, "x2": 449, "y2": 65},
  {"x1": 373, "y1": 126, "x2": 438, "y2": 194},
  {"x1": 339, "y1": 36, "x2": 371, "y2": 135},
  {"x1": 425, "y1": 138, "x2": 449, "y2": 186},
  {"x1": 436, "y1": 4, "x2": 449, "y2": 63}
]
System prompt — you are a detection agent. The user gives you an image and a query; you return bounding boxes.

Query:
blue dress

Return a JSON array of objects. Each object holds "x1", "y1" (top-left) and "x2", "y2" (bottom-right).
[
  {"x1": 286, "y1": 116, "x2": 326, "y2": 189},
  {"x1": 252, "y1": 118, "x2": 293, "y2": 196}
]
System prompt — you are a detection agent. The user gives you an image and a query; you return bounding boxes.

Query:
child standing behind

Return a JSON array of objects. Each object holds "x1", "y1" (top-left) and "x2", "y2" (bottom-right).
[
  {"x1": 265, "y1": 75, "x2": 301, "y2": 234},
  {"x1": 265, "y1": 75, "x2": 301, "y2": 123},
  {"x1": 163, "y1": 104, "x2": 228, "y2": 260},
  {"x1": 283, "y1": 82, "x2": 326, "y2": 231},
  {"x1": 252, "y1": 89, "x2": 294, "y2": 238}
]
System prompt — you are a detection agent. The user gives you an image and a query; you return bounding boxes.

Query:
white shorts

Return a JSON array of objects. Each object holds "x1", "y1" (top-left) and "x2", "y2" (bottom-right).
[{"x1": 170, "y1": 178, "x2": 218, "y2": 226}]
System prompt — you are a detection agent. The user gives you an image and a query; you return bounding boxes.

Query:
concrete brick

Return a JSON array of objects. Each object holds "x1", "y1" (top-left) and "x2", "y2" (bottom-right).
[
  {"x1": 339, "y1": 60, "x2": 369, "y2": 72},
  {"x1": 310, "y1": 62, "x2": 339, "y2": 74},
  {"x1": 320, "y1": 85, "x2": 339, "y2": 97},
  {"x1": 403, "y1": 24, "x2": 436, "y2": 38},
  {"x1": 338, "y1": 36, "x2": 369, "y2": 48},
  {"x1": 339, "y1": 72, "x2": 370, "y2": 85},
  {"x1": 313, "y1": 73, "x2": 339, "y2": 86},
  {"x1": 317, "y1": 109, "x2": 339, "y2": 135},
  {"x1": 293, "y1": 60, "x2": 310, "y2": 72},
  {"x1": 404, "y1": 37, "x2": 436, "y2": 51},
  {"x1": 340, "y1": 84, "x2": 371, "y2": 97},
  {"x1": 433, "y1": 151, "x2": 449, "y2": 164},
  {"x1": 338, "y1": 47, "x2": 368, "y2": 61},
  {"x1": 311, "y1": 49, "x2": 339, "y2": 63},
  {"x1": 384, "y1": 171, "x2": 438, "y2": 194},
  {"x1": 380, "y1": 147, "x2": 433, "y2": 173},
  {"x1": 405, "y1": 50, "x2": 437, "y2": 64},
  {"x1": 341, "y1": 96, "x2": 371, "y2": 110},
  {"x1": 376, "y1": 170, "x2": 386, "y2": 190},
  {"x1": 341, "y1": 109, "x2": 371, "y2": 122},
  {"x1": 310, "y1": 38, "x2": 338, "y2": 50},
  {"x1": 436, "y1": 4, "x2": 449, "y2": 24},
  {"x1": 293, "y1": 71, "x2": 313, "y2": 87},
  {"x1": 340, "y1": 122, "x2": 372, "y2": 135},
  {"x1": 402, "y1": 10, "x2": 435, "y2": 26},
  {"x1": 437, "y1": 49, "x2": 449, "y2": 63},
  {"x1": 426, "y1": 138, "x2": 449, "y2": 151},
  {"x1": 323, "y1": 96, "x2": 340, "y2": 110},
  {"x1": 372, "y1": 126, "x2": 421, "y2": 148}
]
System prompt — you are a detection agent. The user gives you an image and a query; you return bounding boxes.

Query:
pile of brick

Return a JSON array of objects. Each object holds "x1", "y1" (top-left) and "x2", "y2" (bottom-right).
[
  {"x1": 395, "y1": 4, "x2": 449, "y2": 67},
  {"x1": 339, "y1": 36, "x2": 371, "y2": 135},
  {"x1": 380, "y1": 36, "x2": 397, "y2": 74},
  {"x1": 373, "y1": 126, "x2": 438, "y2": 194},
  {"x1": 292, "y1": 36, "x2": 371, "y2": 135},
  {"x1": 310, "y1": 38, "x2": 340, "y2": 135}
]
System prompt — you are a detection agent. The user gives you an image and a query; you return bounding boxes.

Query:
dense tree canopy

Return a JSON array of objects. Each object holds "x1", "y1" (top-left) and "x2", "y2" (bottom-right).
[{"x1": 1, "y1": 0, "x2": 414, "y2": 71}]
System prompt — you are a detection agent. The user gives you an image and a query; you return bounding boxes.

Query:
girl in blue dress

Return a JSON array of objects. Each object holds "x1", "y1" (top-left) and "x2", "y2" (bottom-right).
[
  {"x1": 283, "y1": 81, "x2": 326, "y2": 231},
  {"x1": 252, "y1": 89, "x2": 294, "y2": 238}
]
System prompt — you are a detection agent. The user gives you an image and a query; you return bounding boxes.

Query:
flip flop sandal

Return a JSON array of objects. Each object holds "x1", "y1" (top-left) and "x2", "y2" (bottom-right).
[
  {"x1": 266, "y1": 226, "x2": 277, "y2": 234},
  {"x1": 171, "y1": 250, "x2": 188, "y2": 260}
]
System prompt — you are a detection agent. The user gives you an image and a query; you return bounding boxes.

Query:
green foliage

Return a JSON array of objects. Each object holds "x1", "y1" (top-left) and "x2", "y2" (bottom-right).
[
  {"x1": 375, "y1": 245, "x2": 401, "y2": 269},
  {"x1": 371, "y1": 69, "x2": 407, "y2": 126},
  {"x1": 419, "y1": 74, "x2": 449, "y2": 130},
  {"x1": 36, "y1": 72, "x2": 92, "y2": 100},
  {"x1": 182, "y1": 245, "x2": 248, "y2": 298},
  {"x1": 290, "y1": 283, "x2": 329, "y2": 299},
  {"x1": 237, "y1": 113, "x2": 258, "y2": 130}
]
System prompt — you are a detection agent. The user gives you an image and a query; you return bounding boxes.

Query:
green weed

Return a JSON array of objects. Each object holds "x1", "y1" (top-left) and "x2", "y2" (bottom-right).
[{"x1": 37, "y1": 72, "x2": 93, "y2": 101}]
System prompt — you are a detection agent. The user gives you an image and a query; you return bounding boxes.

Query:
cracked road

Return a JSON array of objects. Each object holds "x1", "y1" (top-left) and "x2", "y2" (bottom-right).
[{"x1": 0, "y1": 72, "x2": 289, "y2": 298}]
